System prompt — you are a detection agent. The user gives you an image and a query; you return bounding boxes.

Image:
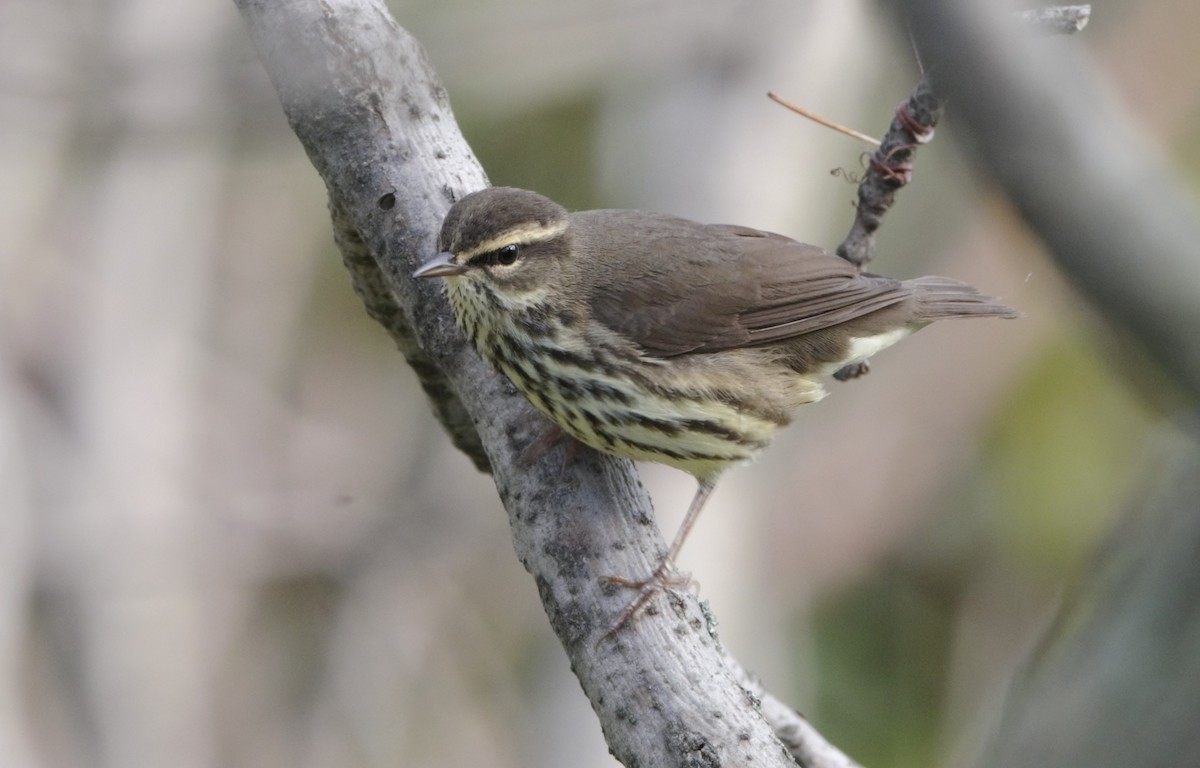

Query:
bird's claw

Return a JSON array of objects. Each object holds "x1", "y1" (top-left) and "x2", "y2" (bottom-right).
[
  {"x1": 833, "y1": 360, "x2": 871, "y2": 381},
  {"x1": 600, "y1": 560, "x2": 694, "y2": 640},
  {"x1": 520, "y1": 423, "x2": 581, "y2": 471}
]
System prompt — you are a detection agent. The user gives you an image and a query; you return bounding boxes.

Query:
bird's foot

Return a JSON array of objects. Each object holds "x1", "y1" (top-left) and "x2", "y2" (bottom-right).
[
  {"x1": 833, "y1": 360, "x2": 871, "y2": 381},
  {"x1": 520, "y1": 422, "x2": 581, "y2": 470},
  {"x1": 600, "y1": 559, "x2": 694, "y2": 640}
]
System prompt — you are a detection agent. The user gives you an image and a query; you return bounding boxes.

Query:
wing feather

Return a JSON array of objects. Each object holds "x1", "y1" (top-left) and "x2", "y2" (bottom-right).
[{"x1": 580, "y1": 214, "x2": 909, "y2": 357}]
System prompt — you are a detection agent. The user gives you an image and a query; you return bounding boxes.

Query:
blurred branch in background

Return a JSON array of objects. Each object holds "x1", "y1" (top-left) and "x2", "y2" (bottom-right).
[
  {"x1": 900, "y1": 0, "x2": 1200, "y2": 403},
  {"x1": 891, "y1": 1, "x2": 1200, "y2": 765},
  {"x1": 981, "y1": 431, "x2": 1200, "y2": 768}
]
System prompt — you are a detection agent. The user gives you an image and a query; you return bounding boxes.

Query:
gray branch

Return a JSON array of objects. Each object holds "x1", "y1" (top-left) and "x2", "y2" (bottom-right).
[{"x1": 232, "y1": 0, "x2": 850, "y2": 764}]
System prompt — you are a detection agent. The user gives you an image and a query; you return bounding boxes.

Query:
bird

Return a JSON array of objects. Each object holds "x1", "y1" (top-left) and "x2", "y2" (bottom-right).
[{"x1": 414, "y1": 186, "x2": 1018, "y2": 631}]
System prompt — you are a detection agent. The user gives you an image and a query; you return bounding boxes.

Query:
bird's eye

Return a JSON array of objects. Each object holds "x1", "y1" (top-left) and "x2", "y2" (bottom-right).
[
  {"x1": 467, "y1": 243, "x2": 523, "y2": 269},
  {"x1": 496, "y1": 243, "x2": 519, "y2": 265}
]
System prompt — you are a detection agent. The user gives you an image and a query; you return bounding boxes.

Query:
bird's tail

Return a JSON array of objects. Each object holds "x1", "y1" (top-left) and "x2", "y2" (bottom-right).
[{"x1": 906, "y1": 276, "x2": 1020, "y2": 321}]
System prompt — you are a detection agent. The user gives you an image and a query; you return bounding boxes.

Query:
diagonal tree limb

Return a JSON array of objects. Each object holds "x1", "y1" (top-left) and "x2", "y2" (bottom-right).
[{"x1": 232, "y1": 0, "x2": 850, "y2": 764}]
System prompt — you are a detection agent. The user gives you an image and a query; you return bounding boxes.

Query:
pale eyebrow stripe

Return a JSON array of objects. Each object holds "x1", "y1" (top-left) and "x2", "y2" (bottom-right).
[{"x1": 458, "y1": 220, "x2": 568, "y2": 261}]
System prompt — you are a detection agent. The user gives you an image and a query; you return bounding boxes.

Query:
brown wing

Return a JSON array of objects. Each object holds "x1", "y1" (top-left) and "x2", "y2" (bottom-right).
[{"x1": 581, "y1": 214, "x2": 910, "y2": 357}]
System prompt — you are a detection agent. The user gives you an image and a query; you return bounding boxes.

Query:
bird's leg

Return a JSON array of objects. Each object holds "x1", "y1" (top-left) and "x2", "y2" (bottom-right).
[
  {"x1": 520, "y1": 421, "x2": 582, "y2": 470},
  {"x1": 602, "y1": 479, "x2": 718, "y2": 637},
  {"x1": 833, "y1": 360, "x2": 871, "y2": 381}
]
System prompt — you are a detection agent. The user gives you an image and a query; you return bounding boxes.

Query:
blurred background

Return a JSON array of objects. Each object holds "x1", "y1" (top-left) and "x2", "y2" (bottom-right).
[{"x1": 2, "y1": 1, "x2": 1197, "y2": 767}]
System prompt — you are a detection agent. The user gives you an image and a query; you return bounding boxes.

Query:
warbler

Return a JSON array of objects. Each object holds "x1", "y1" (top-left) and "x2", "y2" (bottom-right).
[{"x1": 414, "y1": 186, "x2": 1017, "y2": 628}]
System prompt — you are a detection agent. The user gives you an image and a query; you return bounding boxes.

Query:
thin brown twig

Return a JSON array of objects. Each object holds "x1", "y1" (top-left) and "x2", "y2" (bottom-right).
[{"x1": 767, "y1": 92, "x2": 881, "y2": 147}]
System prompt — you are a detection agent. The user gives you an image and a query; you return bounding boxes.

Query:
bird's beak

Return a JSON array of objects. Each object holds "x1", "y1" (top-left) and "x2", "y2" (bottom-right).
[{"x1": 413, "y1": 251, "x2": 469, "y2": 279}]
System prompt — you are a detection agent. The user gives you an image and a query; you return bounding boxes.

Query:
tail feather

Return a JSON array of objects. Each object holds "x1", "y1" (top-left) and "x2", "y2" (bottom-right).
[{"x1": 905, "y1": 276, "x2": 1020, "y2": 321}]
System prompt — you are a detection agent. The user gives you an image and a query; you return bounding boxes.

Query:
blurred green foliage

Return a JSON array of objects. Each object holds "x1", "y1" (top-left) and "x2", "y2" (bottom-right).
[
  {"x1": 808, "y1": 332, "x2": 1158, "y2": 767},
  {"x1": 458, "y1": 95, "x2": 603, "y2": 211},
  {"x1": 812, "y1": 572, "x2": 953, "y2": 768},
  {"x1": 984, "y1": 336, "x2": 1153, "y2": 576}
]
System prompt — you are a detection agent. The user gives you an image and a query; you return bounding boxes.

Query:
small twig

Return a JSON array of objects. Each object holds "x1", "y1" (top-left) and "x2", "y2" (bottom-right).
[
  {"x1": 822, "y1": 6, "x2": 1090, "y2": 270},
  {"x1": 768, "y1": 92, "x2": 881, "y2": 147},
  {"x1": 1017, "y1": 5, "x2": 1091, "y2": 35},
  {"x1": 836, "y1": 75, "x2": 942, "y2": 269}
]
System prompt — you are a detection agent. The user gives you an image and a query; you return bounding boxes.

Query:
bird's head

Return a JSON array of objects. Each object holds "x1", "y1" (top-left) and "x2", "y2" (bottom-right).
[{"x1": 414, "y1": 187, "x2": 572, "y2": 300}]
